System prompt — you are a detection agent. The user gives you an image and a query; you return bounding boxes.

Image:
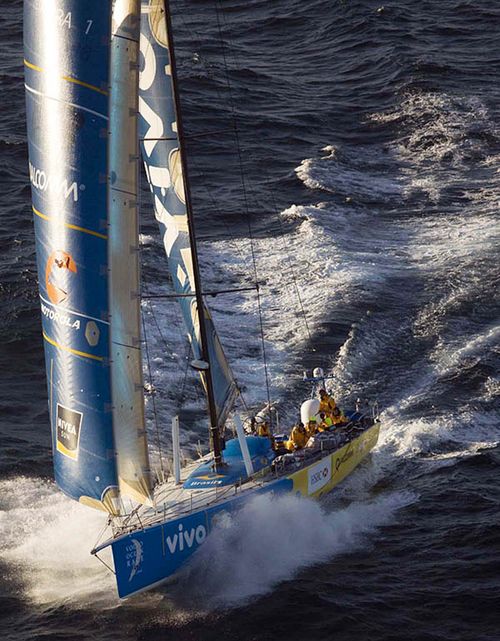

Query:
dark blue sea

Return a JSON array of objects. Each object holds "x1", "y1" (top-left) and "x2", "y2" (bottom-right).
[{"x1": 1, "y1": 0, "x2": 500, "y2": 639}]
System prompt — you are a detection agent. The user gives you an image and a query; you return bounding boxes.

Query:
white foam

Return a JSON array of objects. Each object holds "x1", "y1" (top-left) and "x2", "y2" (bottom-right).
[
  {"x1": 295, "y1": 147, "x2": 402, "y2": 202},
  {"x1": 378, "y1": 405, "x2": 499, "y2": 464},
  {"x1": 174, "y1": 489, "x2": 416, "y2": 609},
  {"x1": 432, "y1": 323, "x2": 500, "y2": 376},
  {"x1": 0, "y1": 477, "x2": 115, "y2": 607}
]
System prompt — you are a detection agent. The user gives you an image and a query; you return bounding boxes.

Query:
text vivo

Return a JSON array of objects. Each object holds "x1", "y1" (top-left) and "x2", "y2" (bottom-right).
[{"x1": 165, "y1": 523, "x2": 206, "y2": 554}]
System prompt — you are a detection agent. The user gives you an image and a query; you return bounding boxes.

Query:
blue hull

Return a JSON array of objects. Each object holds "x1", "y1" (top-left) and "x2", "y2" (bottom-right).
[
  {"x1": 111, "y1": 477, "x2": 292, "y2": 598},
  {"x1": 109, "y1": 422, "x2": 380, "y2": 598}
]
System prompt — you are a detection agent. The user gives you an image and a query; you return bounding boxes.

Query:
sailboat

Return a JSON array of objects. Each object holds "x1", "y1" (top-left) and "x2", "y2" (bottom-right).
[{"x1": 24, "y1": 0, "x2": 380, "y2": 598}]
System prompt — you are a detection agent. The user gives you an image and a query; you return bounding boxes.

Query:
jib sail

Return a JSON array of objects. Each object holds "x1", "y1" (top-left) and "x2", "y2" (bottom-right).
[{"x1": 138, "y1": 0, "x2": 238, "y2": 427}]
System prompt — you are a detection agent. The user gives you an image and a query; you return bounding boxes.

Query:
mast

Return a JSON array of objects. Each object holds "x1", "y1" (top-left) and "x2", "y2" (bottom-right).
[{"x1": 162, "y1": 0, "x2": 223, "y2": 467}]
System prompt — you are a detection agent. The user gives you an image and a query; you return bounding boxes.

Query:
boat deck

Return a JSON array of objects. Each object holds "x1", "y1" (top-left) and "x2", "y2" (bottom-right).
[
  {"x1": 110, "y1": 422, "x2": 373, "y2": 539},
  {"x1": 110, "y1": 455, "x2": 267, "y2": 538}
]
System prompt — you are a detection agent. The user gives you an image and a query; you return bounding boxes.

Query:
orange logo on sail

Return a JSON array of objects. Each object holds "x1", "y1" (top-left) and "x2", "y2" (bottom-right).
[{"x1": 45, "y1": 250, "x2": 77, "y2": 305}]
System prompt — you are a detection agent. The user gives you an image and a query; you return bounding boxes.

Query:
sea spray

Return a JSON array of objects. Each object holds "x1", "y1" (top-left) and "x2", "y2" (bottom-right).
[
  {"x1": 171, "y1": 489, "x2": 416, "y2": 609},
  {"x1": 0, "y1": 477, "x2": 114, "y2": 606}
]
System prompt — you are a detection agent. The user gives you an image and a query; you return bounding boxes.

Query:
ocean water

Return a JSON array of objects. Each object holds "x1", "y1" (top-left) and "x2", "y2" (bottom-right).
[{"x1": 1, "y1": 0, "x2": 500, "y2": 640}]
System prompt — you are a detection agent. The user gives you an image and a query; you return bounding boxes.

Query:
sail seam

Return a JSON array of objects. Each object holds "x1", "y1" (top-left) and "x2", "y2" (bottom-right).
[
  {"x1": 32, "y1": 206, "x2": 108, "y2": 240},
  {"x1": 24, "y1": 84, "x2": 108, "y2": 120},
  {"x1": 42, "y1": 331, "x2": 104, "y2": 362},
  {"x1": 109, "y1": 186, "x2": 137, "y2": 197},
  {"x1": 113, "y1": 34, "x2": 140, "y2": 44}
]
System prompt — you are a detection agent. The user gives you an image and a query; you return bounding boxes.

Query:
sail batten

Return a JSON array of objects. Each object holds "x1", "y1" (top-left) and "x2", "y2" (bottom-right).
[{"x1": 139, "y1": 0, "x2": 238, "y2": 431}]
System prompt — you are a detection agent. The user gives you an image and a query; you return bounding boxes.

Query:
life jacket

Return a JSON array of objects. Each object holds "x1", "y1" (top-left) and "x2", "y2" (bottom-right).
[
  {"x1": 306, "y1": 420, "x2": 317, "y2": 438},
  {"x1": 285, "y1": 425, "x2": 307, "y2": 451},
  {"x1": 331, "y1": 411, "x2": 346, "y2": 425},
  {"x1": 319, "y1": 395, "x2": 336, "y2": 416},
  {"x1": 291, "y1": 425, "x2": 308, "y2": 449},
  {"x1": 257, "y1": 422, "x2": 271, "y2": 437}
]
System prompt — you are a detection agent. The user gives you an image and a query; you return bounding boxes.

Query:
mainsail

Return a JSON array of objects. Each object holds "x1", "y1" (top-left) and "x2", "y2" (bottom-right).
[
  {"x1": 24, "y1": 0, "x2": 152, "y2": 512},
  {"x1": 138, "y1": 0, "x2": 238, "y2": 428}
]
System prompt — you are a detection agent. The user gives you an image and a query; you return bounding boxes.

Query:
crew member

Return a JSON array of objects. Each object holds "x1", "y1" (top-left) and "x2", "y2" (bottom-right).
[
  {"x1": 331, "y1": 407, "x2": 347, "y2": 426},
  {"x1": 285, "y1": 423, "x2": 308, "y2": 451},
  {"x1": 319, "y1": 389, "x2": 336, "y2": 417},
  {"x1": 306, "y1": 417, "x2": 318, "y2": 438},
  {"x1": 257, "y1": 420, "x2": 271, "y2": 438},
  {"x1": 318, "y1": 412, "x2": 333, "y2": 432}
]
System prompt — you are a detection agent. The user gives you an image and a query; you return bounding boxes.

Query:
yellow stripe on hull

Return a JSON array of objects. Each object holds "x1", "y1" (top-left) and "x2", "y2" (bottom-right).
[{"x1": 286, "y1": 423, "x2": 380, "y2": 498}]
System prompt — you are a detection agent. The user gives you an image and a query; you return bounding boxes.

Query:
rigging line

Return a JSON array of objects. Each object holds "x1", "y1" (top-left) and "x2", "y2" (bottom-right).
[
  {"x1": 202, "y1": 186, "x2": 240, "y2": 248},
  {"x1": 180, "y1": 154, "x2": 246, "y2": 252},
  {"x1": 186, "y1": 128, "x2": 236, "y2": 139},
  {"x1": 93, "y1": 553, "x2": 116, "y2": 576},
  {"x1": 146, "y1": 298, "x2": 176, "y2": 359},
  {"x1": 143, "y1": 286, "x2": 257, "y2": 299},
  {"x1": 175, "y1": 5, "x2": 227, "y2": 104},
  {"x1": 141, "y1": 305, "x2": 165, "y2": 478},
  {"x1": 214, "y1": 0, "x2": 273, "y2": 427},
  {"x1": 142, "y1": 285, "x2": 188, "y2": 398},
  {"x1": 141, "y1": 129, "x2": 234, "y2": 142},
  {"x1": 260, "y1": 166, "x2": 314, "y2": 345},
  {"x1": 211, "y1": 9, "x2": 313, "y2": 346}
]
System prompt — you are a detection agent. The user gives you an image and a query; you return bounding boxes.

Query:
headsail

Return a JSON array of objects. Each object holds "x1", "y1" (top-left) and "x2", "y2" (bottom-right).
[
  {"x1": 24, "y1": 0, "x2": 119, "y2": 513},
  {"x1": 24, "y1": 0, "x2": 152, "y2": 511},
  {"x1": 138, "y1": 0, "x2": 238, "y2": 427}
]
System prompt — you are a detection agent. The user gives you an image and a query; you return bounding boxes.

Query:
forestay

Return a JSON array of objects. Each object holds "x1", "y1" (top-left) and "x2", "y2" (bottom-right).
[{"x1": 138, "y1": 0, "x2": 238, "y2": 427}]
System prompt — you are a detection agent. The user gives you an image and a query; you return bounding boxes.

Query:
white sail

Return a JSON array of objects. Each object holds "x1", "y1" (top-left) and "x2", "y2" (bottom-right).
[{"x1": 109, "y1": 0, "x2": 152, "y2": 506}]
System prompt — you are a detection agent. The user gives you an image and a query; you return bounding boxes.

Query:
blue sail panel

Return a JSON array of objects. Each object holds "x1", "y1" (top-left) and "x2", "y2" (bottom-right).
[
  {"x1": 24, "y1": 0, "x2": 119, "y2": 513},
  {"x1": 138, "y1": 1, "x2": 237, "y2": 426}
]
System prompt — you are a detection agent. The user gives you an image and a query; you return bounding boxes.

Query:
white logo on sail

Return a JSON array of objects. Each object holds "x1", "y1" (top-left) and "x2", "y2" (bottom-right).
[
  {"x1": 41, "y1": 302, "x2": 81, "y2": 330},
  {"x1": 29, "y1": 161, "x2": 80, "y2": 202}
]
